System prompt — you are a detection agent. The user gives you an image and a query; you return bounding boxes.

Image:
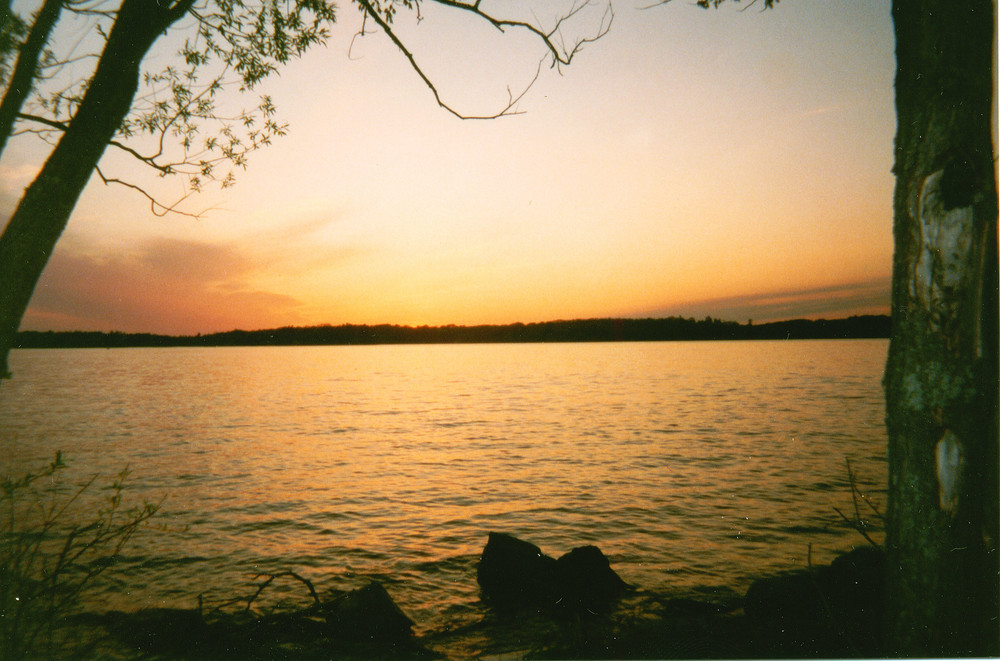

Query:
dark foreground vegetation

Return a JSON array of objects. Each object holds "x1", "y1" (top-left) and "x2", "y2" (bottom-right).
[
  {"x1": 49, "y1": 534, "x2": 885, "y2": 660},
  {"x1": 16, "y1": 314, "x2": 890, "y2": 349}
]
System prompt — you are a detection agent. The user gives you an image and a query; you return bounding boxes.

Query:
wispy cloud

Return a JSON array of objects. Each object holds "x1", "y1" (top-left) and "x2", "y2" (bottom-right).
[
  {"x1": 637, "y1": 278, "x2": 891, "y2": 323},
  {"x1": 22, "y1": 238, "x2": 307, "y2": 334},
  {"x1": 796, "y1": 102, "x2": 855, "y2": 118}
]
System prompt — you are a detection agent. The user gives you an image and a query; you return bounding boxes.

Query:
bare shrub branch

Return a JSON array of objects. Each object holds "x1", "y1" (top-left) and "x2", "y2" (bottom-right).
[
  {"x1": 833, "y1": 458, "x2": 884, "y2": 548},
  {"x1": 1, "y1": 453, "x2": 162, "y2": 659}
]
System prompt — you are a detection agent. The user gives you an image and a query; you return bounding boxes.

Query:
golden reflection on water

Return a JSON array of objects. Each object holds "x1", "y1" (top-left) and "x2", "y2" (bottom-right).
[{"x1": 2, "y1": 340, "x2": 887, "y2": 631}]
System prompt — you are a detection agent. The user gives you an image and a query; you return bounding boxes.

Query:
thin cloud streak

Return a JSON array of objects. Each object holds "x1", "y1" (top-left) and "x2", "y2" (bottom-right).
[
  {"x1": 796, "y1": 101, "x2": 855, "y2": 118},
  {"x1": 637, "y1": 278, "x2": 891, "y2": 324}
]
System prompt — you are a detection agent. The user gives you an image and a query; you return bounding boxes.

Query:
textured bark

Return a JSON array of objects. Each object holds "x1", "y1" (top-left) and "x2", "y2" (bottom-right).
[
  {"x1": 0, "y1": 0, "x2": 193, "y2": 379},
  {"x1": 884, "y1": 0, "x2": 998, "y2": 655}
]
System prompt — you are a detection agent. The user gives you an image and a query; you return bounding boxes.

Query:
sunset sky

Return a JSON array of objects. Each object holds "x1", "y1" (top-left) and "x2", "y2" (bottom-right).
[{"x1": 1, "y1": 0, "x2": 896, "y2": 335}]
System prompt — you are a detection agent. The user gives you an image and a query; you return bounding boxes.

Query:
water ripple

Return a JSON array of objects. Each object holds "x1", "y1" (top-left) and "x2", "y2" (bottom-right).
[{"x1": 2, "y1": 340, "x2": 889, "y2": 642}]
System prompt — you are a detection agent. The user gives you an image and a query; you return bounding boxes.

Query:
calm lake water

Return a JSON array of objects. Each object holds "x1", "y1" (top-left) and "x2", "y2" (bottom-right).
[{"x1": 1, "y1": 340, "x2": 887, "y2": 656}]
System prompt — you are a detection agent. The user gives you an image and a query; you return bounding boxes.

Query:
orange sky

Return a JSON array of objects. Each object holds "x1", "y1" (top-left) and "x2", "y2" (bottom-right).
[{"x1": 1, "y1": 0, "x2": 895, "y2": 335}]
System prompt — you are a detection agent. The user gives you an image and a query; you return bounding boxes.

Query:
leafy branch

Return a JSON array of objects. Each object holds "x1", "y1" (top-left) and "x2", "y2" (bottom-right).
[{"x1": 4, "y1": 0, "x2": 336, "y2": 217}]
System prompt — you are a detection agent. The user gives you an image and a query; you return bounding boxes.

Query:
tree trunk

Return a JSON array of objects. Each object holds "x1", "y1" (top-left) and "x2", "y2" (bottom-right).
[
  {"x1": 884, "y1": 0, "x2": 998, "y2": 655},
  {"x1": 0, "y1": 0, "x2": 63, "y2": 158},
  {"x1": 0, "y1": 0, "x2": 192, "y2": 379}
]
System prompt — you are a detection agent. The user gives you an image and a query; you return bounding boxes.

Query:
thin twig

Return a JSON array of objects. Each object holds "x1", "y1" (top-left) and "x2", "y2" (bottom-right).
[
  {"x1": 245, "y1": 571, "x2": 321, "y2": 611},
  {"x1": 355, "y1": 0, "x2": 612, "y2": 120},
  {"x1": 94, "y1": 165, "x2": 205, "y2": 218},
  {"x1": 833, "y1": 458, "x2": 882, "y2": 548}
]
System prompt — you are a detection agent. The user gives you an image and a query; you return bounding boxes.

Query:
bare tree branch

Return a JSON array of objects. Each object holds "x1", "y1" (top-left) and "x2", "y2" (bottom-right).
[
  {"x1": 246, "y1": 571, "x2": 321, "y2": 611},
  {"x1": 646, "y1": 0, "x2": 775, "y2": 9},
  {"x1": 15, "y1": 110, "x2": 67, "y2": 130},
  {"x1": 430, "y1": 0, "x2": 613, "y2": 67},
  {"x1": 354, "y1": 0, "x2": 613, "y2": 120},
  {"x1": 95, "y1": 165, "x2": 204, "y2": 218},
  {"x1": 18, "y1": 111, "x2": 176, "y2": 175},
  {"x1": 355, "y1": 0, "x2": 522, "y2": 119}
]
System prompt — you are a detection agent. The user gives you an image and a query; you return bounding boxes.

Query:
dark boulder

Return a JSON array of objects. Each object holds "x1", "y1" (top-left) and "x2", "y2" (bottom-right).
[
  {"x1": 477, "y1": 532, "x2": 559, "y2": 608},
  {"x1": 323, "y1": 581, "x2": 415, "y2": 644},
  {"x1": 744, "y1": 545, "x2": 884, "y2": 657},
  {"x1": 477, "y1": 532, "x2": 628, "y2": 611},
  {"x1": 555, "y1": 544, "x2": 630, "y2": 607}
]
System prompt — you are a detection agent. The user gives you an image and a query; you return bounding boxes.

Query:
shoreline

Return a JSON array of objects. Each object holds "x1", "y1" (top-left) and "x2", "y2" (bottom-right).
[
  {"x1": 53, "y1": 542, "x2": 884, "y2": 660},
  {"x1": 14, "y1": 315, "x2": 890, "y2": 349}
]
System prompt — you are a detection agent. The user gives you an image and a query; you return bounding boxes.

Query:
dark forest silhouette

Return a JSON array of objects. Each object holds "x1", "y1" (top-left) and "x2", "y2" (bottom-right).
[{"x1": 15, "y1": 314, "x2": 890, "y2": 349}]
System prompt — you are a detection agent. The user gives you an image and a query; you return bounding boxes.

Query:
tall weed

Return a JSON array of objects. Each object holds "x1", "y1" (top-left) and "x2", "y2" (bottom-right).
[{"x1": 1, "y1": 452, "x2": 159, "y2": 660}]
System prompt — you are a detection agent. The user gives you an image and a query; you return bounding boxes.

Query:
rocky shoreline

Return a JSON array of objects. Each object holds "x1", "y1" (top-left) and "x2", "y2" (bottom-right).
[{"x1": 59, "y1": 533, "x2": 884, "y2": 660}]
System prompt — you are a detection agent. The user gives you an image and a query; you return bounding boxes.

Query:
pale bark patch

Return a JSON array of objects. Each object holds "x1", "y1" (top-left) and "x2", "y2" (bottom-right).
[
  {"x1": 935, "y1": 430, "x2": 963, "y2": 516},
  {"x1": 910, "y1": 170, "x2": 976, "y2": 346}
]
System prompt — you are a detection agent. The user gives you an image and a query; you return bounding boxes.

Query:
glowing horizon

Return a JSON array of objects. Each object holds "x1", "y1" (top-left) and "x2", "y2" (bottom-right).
[{"x1": 1, "y1": 1, "x2": 895, "y2": 335}]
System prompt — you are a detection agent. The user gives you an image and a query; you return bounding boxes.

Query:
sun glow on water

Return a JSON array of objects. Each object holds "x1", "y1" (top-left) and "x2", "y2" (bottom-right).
[{"x1": 2, "y1": 340, "x2": 888, "y2": 655}]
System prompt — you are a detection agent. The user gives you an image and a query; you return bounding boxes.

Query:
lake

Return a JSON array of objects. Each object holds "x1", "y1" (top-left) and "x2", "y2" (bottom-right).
[{"x1": 1, "y1": 340, "x2": 888, "y2": 657}]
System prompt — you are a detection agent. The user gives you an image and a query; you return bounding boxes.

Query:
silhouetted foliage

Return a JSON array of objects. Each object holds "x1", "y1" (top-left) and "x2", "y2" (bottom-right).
[{"x1": 14, "y1": 315, "x2": 890, "y2": 349}]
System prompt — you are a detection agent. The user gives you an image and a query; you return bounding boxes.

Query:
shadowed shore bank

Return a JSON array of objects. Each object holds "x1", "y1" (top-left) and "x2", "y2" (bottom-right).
[
  {"x1": 59, "y1": 536, "x2": 885, "y2": 661},
  {"x1": 15, "y1": 315, "x2": 890, "y2": 349}
]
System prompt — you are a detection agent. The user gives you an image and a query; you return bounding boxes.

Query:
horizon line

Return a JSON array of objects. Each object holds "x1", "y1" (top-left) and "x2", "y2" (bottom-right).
[{"x1": 17, "y1": 313, "x2": 891, "y2": 339}]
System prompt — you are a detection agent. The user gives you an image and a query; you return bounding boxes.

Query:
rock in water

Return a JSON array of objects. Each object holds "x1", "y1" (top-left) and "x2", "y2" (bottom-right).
[
  {"x1": 323, "y1": 581, "x2": 414, "y2": 643},
  {"x1": 477, "y1": 531, "x2": 559, "y2": 608},
  {"x1": 555, "y1": 544, "x2": 629, "y2": 607},
  {"x1": 477, "y1": 532, "x2": 628, "y2": 610}
]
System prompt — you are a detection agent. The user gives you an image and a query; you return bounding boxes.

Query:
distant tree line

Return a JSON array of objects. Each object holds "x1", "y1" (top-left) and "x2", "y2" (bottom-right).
[{"x1": 14, "y1": 315, "x2": 890, "y2": 349}]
